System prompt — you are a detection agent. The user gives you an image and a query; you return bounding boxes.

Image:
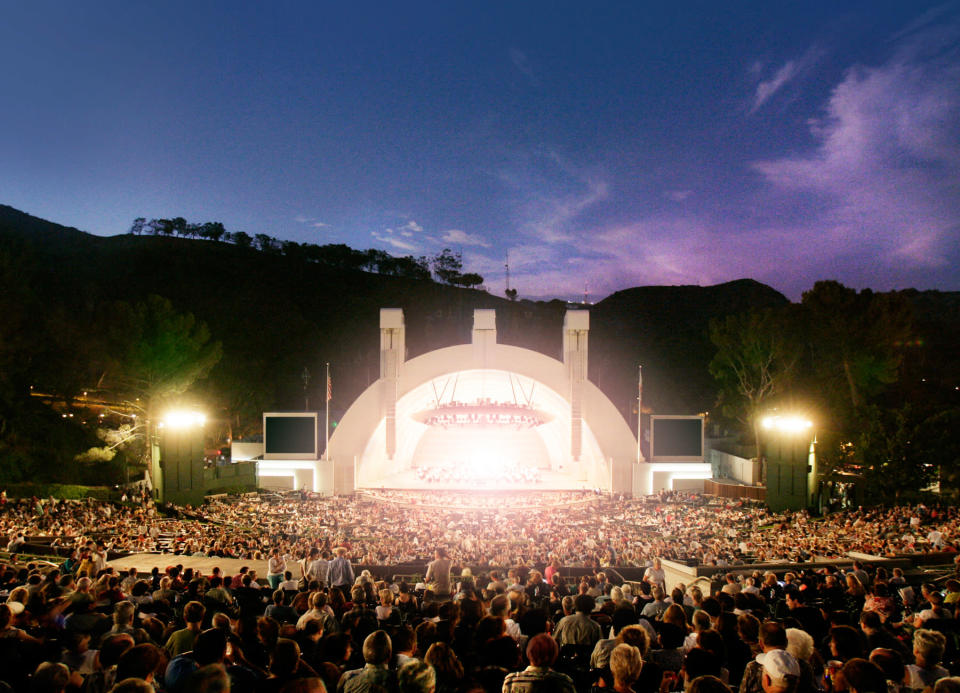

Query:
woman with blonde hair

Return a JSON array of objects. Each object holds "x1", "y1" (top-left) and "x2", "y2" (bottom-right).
[
  {"x1": 610, "y1": 643, "x2": 644, "y2": 692},
  {"x1": 845, "y1": 573, "x2": 867, "y2": 614}
]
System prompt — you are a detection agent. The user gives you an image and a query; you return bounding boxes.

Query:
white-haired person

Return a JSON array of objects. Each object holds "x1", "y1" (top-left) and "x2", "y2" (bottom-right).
[
  {"x1": 906, "y1": 629, "x2": 949, "y2": 691},
  {"x1": 785, "y1": 627, "x2": 818, "y2": 693},
  {"x1": 609, "y1": 643, "x2": 644, "y2": 693}
]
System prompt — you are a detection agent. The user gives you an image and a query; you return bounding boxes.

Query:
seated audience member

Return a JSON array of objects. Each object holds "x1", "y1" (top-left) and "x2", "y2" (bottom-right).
[
  {"x1": 398, "y1": 659, "x2": 436, "y2": 693},
  {"x1": 838, "y1": 658, "x2": 888, "y2": 693},
  {"x1": 502, "y1": 632, "x2": 576, "y2": 693},
  {"x1": 553, "y1": 594, "x2": 601, "y2": 648},
  {"x1": 757, "y1": 649, "x2": 800, "y2": 693},
  {"x1": 164, "y1": 600, "x2": 206, "y2": 657},
  {"x1": 337, "y1": 629, "x2": 397, "y2": 692},
  {"x1": 905, "y1": 629, "x2": 949, "y2": 691},
  {"x1": 609, "y1": 643, "x2": 644, "y2": 693},
  {"x1": 423, "y1": 642, "x2": 463, "y2": 693}
]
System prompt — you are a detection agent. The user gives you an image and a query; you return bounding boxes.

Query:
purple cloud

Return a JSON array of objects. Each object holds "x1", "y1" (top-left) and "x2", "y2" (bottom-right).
[{"x1": 752, "y1": 26, "x2": 960, "y2": 272}]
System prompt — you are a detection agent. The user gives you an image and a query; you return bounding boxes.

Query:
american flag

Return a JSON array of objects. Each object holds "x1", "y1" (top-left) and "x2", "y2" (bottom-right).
[{"x1": 326, "y1": 373, "x2": 332, "y2": 402}]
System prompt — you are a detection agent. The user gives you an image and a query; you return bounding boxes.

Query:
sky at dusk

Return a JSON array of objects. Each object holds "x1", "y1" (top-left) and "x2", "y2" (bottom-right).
[{"x1": 1, "y1": 1, "x2": 958, "y2": 301}]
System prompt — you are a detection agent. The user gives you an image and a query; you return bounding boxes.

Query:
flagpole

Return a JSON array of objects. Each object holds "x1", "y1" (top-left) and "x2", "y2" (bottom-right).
[
  {"x1": 637, "y1": 364, "x2": 643, "y2": 464},
  {"x1": 325, "y1": 362, "x2": 330, "y2": 461}
]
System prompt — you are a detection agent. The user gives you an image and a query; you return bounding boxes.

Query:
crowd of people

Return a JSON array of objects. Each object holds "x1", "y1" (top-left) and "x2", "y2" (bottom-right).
[
  {"x1": 1, "y1": 523, "x2": 960, "y2": 693},
  {"x1": 2, "y1": 492, "x2": 958, "y2": 571},
  {"x1": 2, "y1": 491, "x2": 960, "y2": 691}
]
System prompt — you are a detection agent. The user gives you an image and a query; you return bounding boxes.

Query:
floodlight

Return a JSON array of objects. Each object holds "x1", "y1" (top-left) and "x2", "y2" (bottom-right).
[
  {"x1": 161, "y1": 411, "x2": 207, "y2": 429},
  {"x1": 761, "y1": 414, "x2": 812, "y2": 434}
]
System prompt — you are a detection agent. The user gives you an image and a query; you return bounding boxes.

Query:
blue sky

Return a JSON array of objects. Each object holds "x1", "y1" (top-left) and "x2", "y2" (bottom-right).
[{"x1": 1, "y1": 1, "x2": 958, "y2": 300}]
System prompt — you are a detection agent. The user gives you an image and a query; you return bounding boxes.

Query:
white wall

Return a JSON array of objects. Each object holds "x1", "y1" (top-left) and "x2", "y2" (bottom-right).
[
  {"x1": 710, "y1": 449, "x2": 759, "y2": 485},
  {"x1": 232, "y1": 442, "x2": 264, "y2": 461}
]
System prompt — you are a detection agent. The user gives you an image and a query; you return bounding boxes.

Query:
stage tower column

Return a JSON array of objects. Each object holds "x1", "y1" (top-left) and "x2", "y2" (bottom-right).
[
  {"x1": 380, "y1": 308, "x2": 405, "y2": 460},
  {"x1": 563, "y1": 310, "x2": 589, "y2": 463}
]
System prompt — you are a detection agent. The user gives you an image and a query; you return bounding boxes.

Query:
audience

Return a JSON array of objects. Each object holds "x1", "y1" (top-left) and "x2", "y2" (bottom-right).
[{"x1": 0, "y1": 490, "x2": 957, "y2": 692}]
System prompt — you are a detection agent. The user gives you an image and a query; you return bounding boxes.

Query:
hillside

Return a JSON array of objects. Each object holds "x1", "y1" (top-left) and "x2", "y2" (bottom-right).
[{"x1": 2, "y1": 204, "x2": 954, "y2": 441}]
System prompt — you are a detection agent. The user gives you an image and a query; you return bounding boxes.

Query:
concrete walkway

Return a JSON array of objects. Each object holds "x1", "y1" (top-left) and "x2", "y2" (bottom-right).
[{"x1": 113, "y1": 553, "x2": 272, "y2": 580}]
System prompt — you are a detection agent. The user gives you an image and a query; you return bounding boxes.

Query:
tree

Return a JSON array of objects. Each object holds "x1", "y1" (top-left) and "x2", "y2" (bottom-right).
[
  {"x1": 709, "y1": 307, "x2": 801, "y2": 455},
  {"x1": 90, "y1": 295, "x2": 222, "y2": 479},
  {"x1": 231, "y1": 231, "x2": 252, "y2": 248},
  {"x1": 362, "y1": 249, "x2": 391, "y2": 272},
  {"x1": 432, "y1": 248, "x2": 463, "y2": 285},
  {"x1": 455, "y1": 272, "x2": 484, "y2": 289},
  {"x1": 505, "y1": 288, "x2": 518, "y2": 301},
  {"x1": 392, "y1": 255, "x2": 431, "y2": 280},
  {"x1": 171, "y1": 217, "x2": 188, "y2": 237},
  {"x1": 129, "y1": 217, "x2": 146, "y2": 235},
  {"x1": 801, "y1": 281, "x2": 912, "y2": 413},
  {"x1": 856, "y1": 404, "x2": 937, "y2": 501},
  {"x1": 149, "y1": 218, "x2": 174, "y2": 236},
  {"x1": 914, "y1": 408, "x2": 960, "y2": 497},
  {"x1": 254, "y1": 233, "x2": 278, "y2": 253},
  {"x1": 111, "y1": 295, "x2": 222, "y2": 407},
  {"x1": 199, "y1": 221, "x2": 226, "y2": 242}
]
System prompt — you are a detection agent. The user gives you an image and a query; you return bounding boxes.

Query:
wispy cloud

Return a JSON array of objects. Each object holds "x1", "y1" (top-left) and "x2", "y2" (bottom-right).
[
  {"x1": 752, "y1": 60, "x2": 799, "y2": 111},
  {"x1": 442, "y1": 229, "x2": 490, "y2": 247},
  {"x1": 750, "y1": 46, "x2": 823, "y2": 113},
  {"x1": 520, "y1": 177, "x2": 609, "y2": 244},
  {"x1": 371, "y1": 229, "x2": 418, "y2": 252},
  {"x1": 294, "y1": 214, "x2": 329, "y2": 228},
  {"x1": 370, "y1": 219, "x2": 433, "y2": 253},
  {"x1": 509, "y1": 48, "x2": 537, "y2": 86}
]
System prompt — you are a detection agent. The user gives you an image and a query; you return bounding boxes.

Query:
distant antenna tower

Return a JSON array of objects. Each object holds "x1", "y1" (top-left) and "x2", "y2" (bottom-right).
[
  {"x1": 583, "y1": 282, "x2": 589, "y2": 305},
  {"x1": 504, "y1": 251, "x2": 518, "y2": 300}
]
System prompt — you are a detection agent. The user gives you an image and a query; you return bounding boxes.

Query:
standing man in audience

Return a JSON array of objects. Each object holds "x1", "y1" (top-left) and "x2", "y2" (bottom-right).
[
  {"x1": 644, "y1": 557, "x2": 666, "y2": 592},
  {"x1": 425, "y1": 548, "x2": 452, "y2": 599},
  {"x1": 303, "y1": 547, "x2": 329, "y2": 587},
  {"x1": 328, "y1": 546, "x2": 355, "y2": 595}
]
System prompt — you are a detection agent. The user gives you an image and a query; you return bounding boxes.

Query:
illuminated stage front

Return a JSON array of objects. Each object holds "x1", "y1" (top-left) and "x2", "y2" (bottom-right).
[
  {"x1": 358, "y1": 369, "x2": 606, "y2": 490},
  {"x1": 257, "y1": 308, "x2": 712, "y2": 495}
]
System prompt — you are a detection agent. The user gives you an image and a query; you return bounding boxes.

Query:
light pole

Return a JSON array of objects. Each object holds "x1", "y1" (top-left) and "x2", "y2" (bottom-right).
[
  {"x1": 760, "y1": 414, "x2": 816, "y2": 511},
  {"x1": 155, "y1": 410, "x2": 207, "y2": 505}
]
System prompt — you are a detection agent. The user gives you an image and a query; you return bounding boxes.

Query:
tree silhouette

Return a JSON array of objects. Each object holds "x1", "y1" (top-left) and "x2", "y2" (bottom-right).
[
  {"x1": 431, "y1": 248, "x2": 463, "y2": 284},
  {"x1": 709, "y1": 307, "x2": 800, "y2": 455}
]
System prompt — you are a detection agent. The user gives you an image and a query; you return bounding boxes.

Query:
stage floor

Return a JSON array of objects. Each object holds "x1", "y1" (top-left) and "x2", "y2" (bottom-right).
[{"x1": 359, "y1": 467, "x2": 591, "y2": 491}]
